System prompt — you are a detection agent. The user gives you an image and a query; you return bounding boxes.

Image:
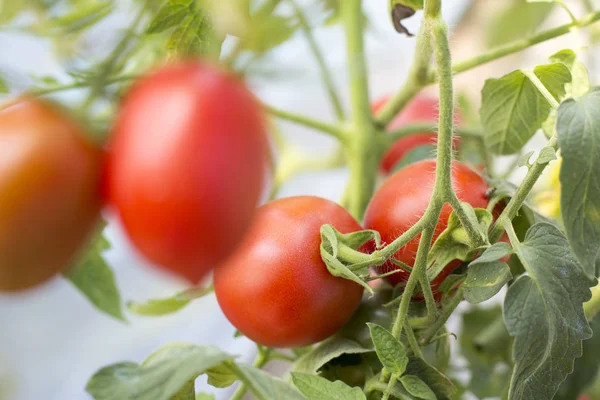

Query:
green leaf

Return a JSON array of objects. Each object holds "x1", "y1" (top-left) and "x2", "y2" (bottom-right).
[
  {"x1": 291, "y1": 373, "x2": 365, "y2": 400},
  {"x1": 517, "y1": 151, "x2": 535, "y2": 168},
  {"x1": 404, "y1": 357, "x2": 456, "y2": 400},
  {"x1": 367, "y1": 323, "x2": 408, "y2": 376},
  {"x1": 557, "y1": 88, "x2": 600, "y2": 276},
  {"x1": 427, "y1": 207, "x2": 492, "y2": 282},
  {"x1": 195, "y1": 394, "x2": 215, "y2": 400},
  {"x1": 65, "y1": 231, "x2": 124, "y2": 321},
  {"x1": 556, "y1": 314, "x2": 600, "y2": 400},
  {"x1": 206, "y1": 362, "x2": 237, "y2": 388},
  {"x1": 474, "y1": 242, "x2": 512, "y2": 263},
  {"x1": 550, "y1": 49, "x2": 590, "y2": 98},
  {"x1": 388, "y1": 0, "x2": 421, "y2": 35},
  {"x1": 243, "y1": 14, "x2": 297, "y2": 53},
  {"x1": 234, "y1": 363, "x2": 306, "y2": 400},
  {"x1": 320, "y1": 225, "x2": 373, "y2": 294},
  {"x1": 41, "y1": 2, "x2": 114, "y2": 34},
  {"x1": 127, "y1": 285, "x2": 213, "y2": 316},
  {"x1": 481, "y1": 63, "x2": 571, "y2": 155},
  {"x1": 463, "y1": 259, "x2": 512, "y2": 304},
  {"x1": 170, "y1": 380, "x2": 195, "y2": 400},
  {"x1": 536, "y1": 146, "x2": 557, "y2": 164},
  {"x1": 504, "y1": 223, "x2": 595, "y2": 400},
  {"x1": 294, "y1": 337, "x2": 372, "y2": 375},
  {"x1": 400, "y1": 375, "x2": 436, "y2": 400},
  {"x1": 86, "y1": 343, "x2": 234, "y2": 400},
  {"x1": 391, "y1": 144, "x2": 436, "y2": 173}
]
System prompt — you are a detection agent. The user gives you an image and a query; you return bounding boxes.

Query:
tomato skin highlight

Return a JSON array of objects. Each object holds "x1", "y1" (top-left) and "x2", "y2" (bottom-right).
[
  {"x1": 0, "y1": 98, "x2": 103, "y2": 291},
  {"x1": 107, "y1": 62, "x2": 268, "y2": 283},
  {"x1": 364, "y1": 160, "x2": 494, "y2": 300},
  {"x1": 373, "y1": 94, "x2": 461, "y2": 174},
  {"x1": 214, "y1": 196, "x2": 364, "y2": 348}
]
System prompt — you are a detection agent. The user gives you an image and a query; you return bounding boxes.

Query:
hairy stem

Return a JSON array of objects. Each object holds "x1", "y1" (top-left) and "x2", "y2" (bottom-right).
[{"x1": 420, "y1": 288, "x2": 464, "y2": 345}]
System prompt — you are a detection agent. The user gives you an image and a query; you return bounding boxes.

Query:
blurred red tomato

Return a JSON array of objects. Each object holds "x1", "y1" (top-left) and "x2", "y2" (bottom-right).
[
  {"x1": 373, "y1": 94, "x2": 461, "y2": 174},
  {"x1": 0, "y1": 98, "x2": 103, "y2": 291},
  {"x1": 107, "y1": 61, "x2": 268, "y2": 283},
  {"x1": 364, "y1": 160, "x2": 507, "y2": 300},
  {"x1": 214, "y1": 196, "x2": 364, "y2": 348}
]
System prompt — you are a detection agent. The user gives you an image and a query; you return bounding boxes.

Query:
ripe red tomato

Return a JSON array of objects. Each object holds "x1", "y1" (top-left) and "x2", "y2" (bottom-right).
[
  {"x1": 214, "y1": 196, "x2": 364, "y2": 348},
  {"x1": 107, "y1": 62, "x2": 268, "y2": 283},
  {"x1": 364, "y1": 160, "x2": 503, "y2": 300},
  {"x1": 373, "y1": 94, "x2": 461, "y2": 174},
  {"x1": 0, "y1": 98, "x2": 102, "y2": 291}
]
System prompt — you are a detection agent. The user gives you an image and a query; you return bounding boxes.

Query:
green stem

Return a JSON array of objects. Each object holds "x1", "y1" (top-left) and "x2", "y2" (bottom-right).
[
  {"x1": 30, "y1": 74, "x2": 138, "y2": 96},
  {"x1": 263, "y1": 103, "x2": 346, "y2": 140},
  {"x1": 381, "y1": 375, "x2": 397, "y2": 400},
  {"x1": 230, "y1": 347, "x2": 272, "y2": 400},
  {"x1": 420, "y1": 288, "x2": 464, "y2": 345},
  {"x1": 585, "y1": 284, "x2": 600, "y2": 320},
  {"x1": 375, "y1": 23, "x2": 431, "y2": 127},
  {"x1": 342, "y1": 0, "x2": 378, "y2": 220},
  {"x1": 556, "y1": 0, "x2": 579, "y2": 24},
  {"x1": 490, "y1": 136, "x2": 558, "y2": 243},
  {"x1": 384, "y1": 124, "x2": 482, "y2": 143},
  {"x1": 434, "y1": 10, "x2": 600, "y2": 82},
  {"x1": 289, "y1": 0, "x2": 345, "y2": 121},
  {"x1": 375, "y1": 216, "x2": 428, "y2": 261},
  {"x1": 404, "y1": 321, "x2": 424, "y2": 358}
]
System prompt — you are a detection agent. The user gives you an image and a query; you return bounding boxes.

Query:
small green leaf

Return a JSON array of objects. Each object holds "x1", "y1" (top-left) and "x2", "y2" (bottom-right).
[
  {"x1": 206, "y1": 362, "x2": 237, "y2": 388},
  {"x1": 294, "y1": 337, "x2": 372, "y2": 375},
  {"x1": 557, "y1": 88, "x2": 600, "y2": 276},
  {"x1": 367, "y1": 323, "x2": 408, "y2": 376},
  {"x1": 127, "y1": 285, "x2": 213, "y2": 316},
  {"x1": 65, "y1": 230, "x2": 124, "y2": 321},
  {"x1": 391, "y1": 144, "x2": 436, "y2": 173},
  {"x1": 517, "y1": 151, "x2": 535, "y2": 168},
  {"x1": 291, "y1": 373, "x2": 365, "y2": 400},
  {"x1": 243, "y1": 14, "x2": 297, "y2": 53},
  {"x1": 481, "y1": 63, "x2": 571, "y2": 155},
  {"x1": 404, "y1": 357, "x2": 456, "y2": 399},
  {"x1": 537, "y1": 146, "x2": 557, "y2": 164},
  {"x1": 463, "y1": 260, "x2": 512, "y2": 304},
  {"x1": 195, "y1": 394, "x2": 215, "y2": 400},
  {"x1": 86, "y1": 343, "x2": 234, "y2": 400},
  {"x1": 550, "y1": 49, "x2": 590, "y2": 98},
  {"x1": 234, "y1": 363, "x2": 306, "y2": 400},
  {"x1": 400, "y1": 375, "x2": 436, "y2": 400},
  {"x1": 427, "y1": 207, "x2": 492, "y2": 282},
  {"x1": 474, "y1": 242, "x2": 512, "y2": 263},
  {"x1": 504, "y1": 223, "x2": 595, "y2": 399}
]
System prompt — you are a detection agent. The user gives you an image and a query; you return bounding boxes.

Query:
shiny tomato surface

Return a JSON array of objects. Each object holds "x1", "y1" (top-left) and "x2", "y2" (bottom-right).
[
  {"x1": 107, "y1": 62, "x2": 268, "y2": 283},
  {"x1": 214, "y1": 196, "x2": 364, "y2": 348},
  {"x1": 0, "y1": 98, "x2": 102, "y2": 291},
  {"x1": 364, "y1": 160, "x2": 493, "y2": 299}
]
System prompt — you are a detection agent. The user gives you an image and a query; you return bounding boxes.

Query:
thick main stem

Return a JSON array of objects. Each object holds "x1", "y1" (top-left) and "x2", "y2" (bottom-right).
[{"x1": 342, "y1": 0, "x2": 378, "y2": 220}]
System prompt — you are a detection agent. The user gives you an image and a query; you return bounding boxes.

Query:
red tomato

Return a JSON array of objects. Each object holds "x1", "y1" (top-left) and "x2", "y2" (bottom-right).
[
  {"x1": 373, "y1": 94, "x2": 461, "y2": 174},
  {"x1": 0, "y1": 98, "x2": 102, "y2": 291},
  {"x1": 364, "y1": 160, "x2": 504, "y2": 300},
  {"x1": 214, "y1": 196, "x2": 364, "y2": 348},
  {"x1": 107, "y1": 62, "x2": 268, "y2": 283}
]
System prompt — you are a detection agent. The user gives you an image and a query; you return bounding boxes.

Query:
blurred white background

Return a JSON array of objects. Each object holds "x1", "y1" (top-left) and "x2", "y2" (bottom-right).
[{"x1": 0, "y1": 0, "x2": 592, "y2": 399}]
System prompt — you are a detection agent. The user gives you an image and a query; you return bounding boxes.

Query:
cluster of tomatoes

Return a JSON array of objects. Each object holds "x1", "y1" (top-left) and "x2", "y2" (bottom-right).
[{"x1": 0, "y1": 61, "x2": 502, "y2": 349}]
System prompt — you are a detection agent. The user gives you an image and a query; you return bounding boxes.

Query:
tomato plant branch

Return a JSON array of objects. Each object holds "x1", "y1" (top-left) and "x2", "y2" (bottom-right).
[
  {"x1": 263, "y1": 103, "x2": 346, "y2": 140},
  {"x1": 404, "y1": 321, "x2": 424, "y2": 358},
  {"x1": 384, "y1": 123, "x2": 482, "y2": 144},
  {"x1": 489, "y1": 139, "x2": 558, "y2": 243},
  {"x1": 434, "y1": 9, "x2": 600, "y2": 82},
  {"x1": 342, "y1": 0, "x2": 379, "y2": 220},
  {"x1": 419, "y1": 287, "x2": 464, "y2": 345},
  {"x1": 289, "y1": 0, "x2": 345, "y2": 121},
  {"x1": 230, "y1": 346, "x2": 273, "y2": 400}
]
